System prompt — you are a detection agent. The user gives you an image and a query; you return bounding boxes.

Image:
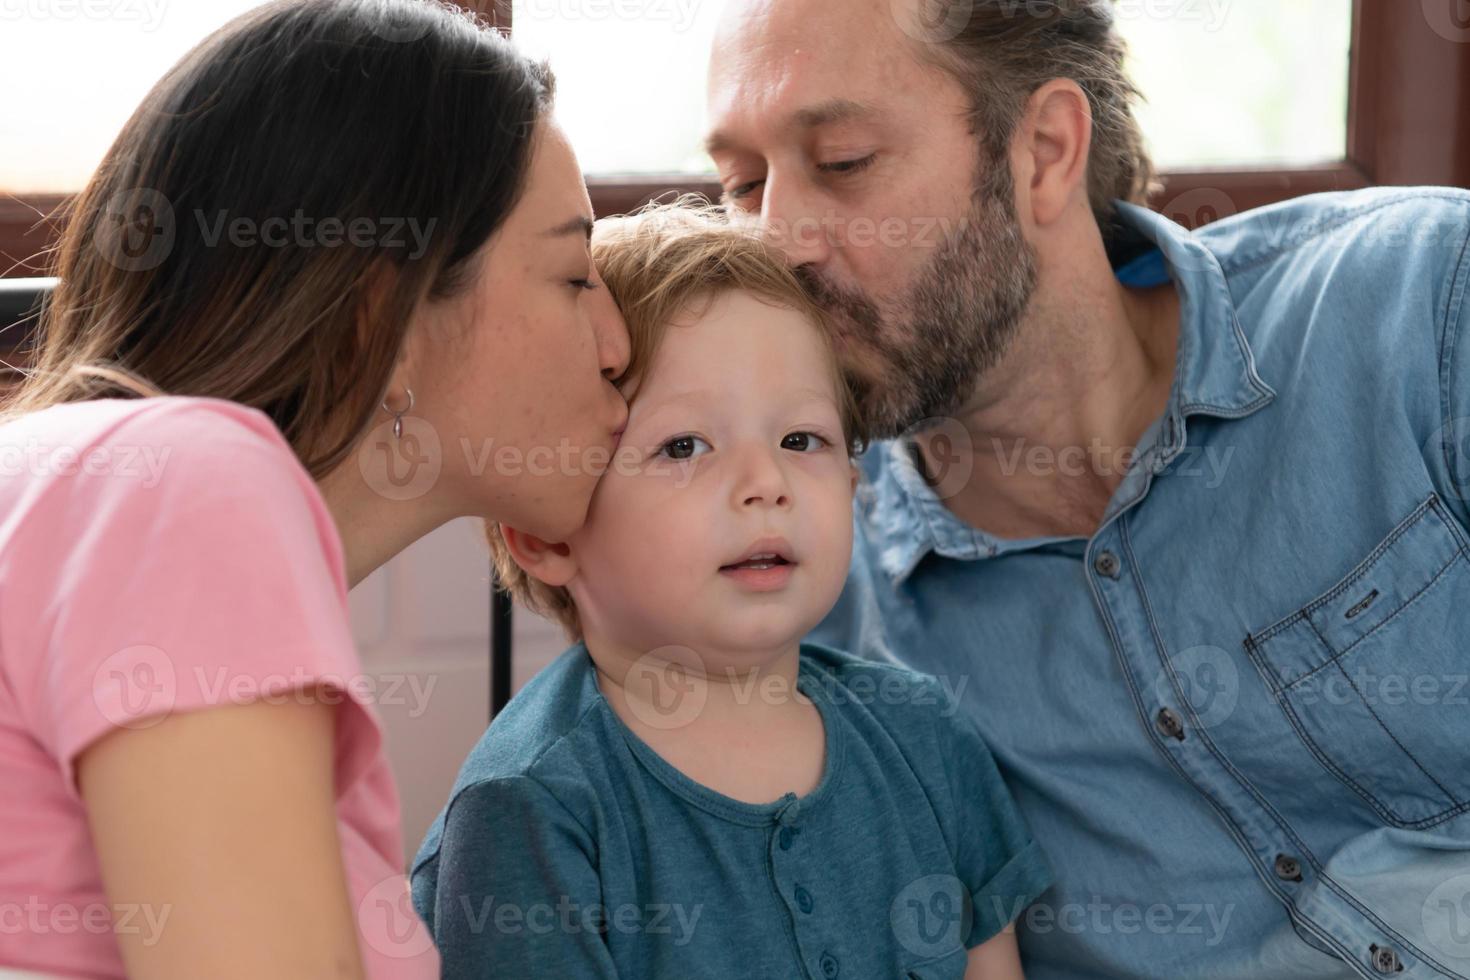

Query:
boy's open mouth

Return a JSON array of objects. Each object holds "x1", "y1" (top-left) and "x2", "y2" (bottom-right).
[{"x1": 720, "y1": 553, "x2": 793, "y2": 572}]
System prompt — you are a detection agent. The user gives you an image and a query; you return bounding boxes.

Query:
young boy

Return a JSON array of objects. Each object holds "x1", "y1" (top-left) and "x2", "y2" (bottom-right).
[{"x1": 410, "y1": 202, "x2": 1052, "y2": 979}]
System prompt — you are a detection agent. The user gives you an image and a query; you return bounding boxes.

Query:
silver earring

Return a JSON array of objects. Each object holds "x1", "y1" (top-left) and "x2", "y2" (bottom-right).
[{"x1": 381, "y1": 387, "x2": 414, "y2": 441}]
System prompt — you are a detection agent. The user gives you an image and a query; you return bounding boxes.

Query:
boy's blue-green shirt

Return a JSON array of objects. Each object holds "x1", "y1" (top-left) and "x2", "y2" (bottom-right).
[{"x1": 410, "y1": 641, "x2": 1052, "y2": 979}]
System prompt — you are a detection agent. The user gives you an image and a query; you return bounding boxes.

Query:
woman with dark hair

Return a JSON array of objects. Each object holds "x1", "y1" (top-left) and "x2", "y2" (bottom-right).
[{"x1": 0, "y1": 1, "x2": 630, "y2": 976}]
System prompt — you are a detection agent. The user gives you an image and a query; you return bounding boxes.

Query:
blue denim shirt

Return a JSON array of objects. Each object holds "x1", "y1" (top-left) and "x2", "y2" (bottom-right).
[{"x1": 809, "y1": 187, "x2": 1470, "y2": 979}]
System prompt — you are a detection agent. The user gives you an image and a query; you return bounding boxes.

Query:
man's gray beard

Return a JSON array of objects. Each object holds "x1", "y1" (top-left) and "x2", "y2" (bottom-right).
[{"x1": 796, "y1": 167, "x2": 1039, "y2": 441}]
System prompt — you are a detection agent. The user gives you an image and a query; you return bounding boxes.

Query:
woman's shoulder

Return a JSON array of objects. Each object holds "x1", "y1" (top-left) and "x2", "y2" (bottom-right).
[
  {"x1": 4, "y1": 394, "x2": 294, "y2": 465},
  {"x1": 1, "y1": 395, "x2": 323, "y2": 529}
]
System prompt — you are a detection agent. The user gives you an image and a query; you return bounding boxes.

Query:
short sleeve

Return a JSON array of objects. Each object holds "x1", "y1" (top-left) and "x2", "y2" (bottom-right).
[
  {"x1": 411, "y1": 776, "x2": 619, "y2": 979},
  {"x1": 929, "y1": 680, "x2": 1053, "y2": 949},
  {"x1": 1, "y1": 399, "x2": 380, "y2": 797}
]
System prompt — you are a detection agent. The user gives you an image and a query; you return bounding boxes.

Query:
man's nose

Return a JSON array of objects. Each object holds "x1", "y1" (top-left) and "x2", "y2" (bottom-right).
[{"x1": 757, "y1": 172, "x2": 834, "y2": 271}]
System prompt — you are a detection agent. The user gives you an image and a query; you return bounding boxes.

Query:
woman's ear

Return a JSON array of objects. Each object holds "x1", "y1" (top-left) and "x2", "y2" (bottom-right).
[{"x1": 500, "y1": 526, "x2": 579, "y2": 587}]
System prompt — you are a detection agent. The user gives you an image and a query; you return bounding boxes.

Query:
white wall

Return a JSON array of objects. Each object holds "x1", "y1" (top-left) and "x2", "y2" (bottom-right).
[{"x1": 346, "y1": 517, "x2": 568, "y2": 867}]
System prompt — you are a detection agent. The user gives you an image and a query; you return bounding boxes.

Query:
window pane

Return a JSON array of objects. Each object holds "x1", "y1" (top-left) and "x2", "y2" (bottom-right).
[
  {"x1": 512, "y1": 0, "x2": 1353, "y2": 177},
  {"x1": 0, "y1": 1, "x2": 275, "y2": 193},
  {"x1": 0, "y1": 0, "x2": 1353, "y2": 194}
]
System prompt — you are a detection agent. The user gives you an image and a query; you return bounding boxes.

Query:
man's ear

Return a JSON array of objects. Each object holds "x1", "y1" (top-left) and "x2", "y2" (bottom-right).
[
  {"x1": 500, "y1": 526, "x2": 579, "y2": 588},
  {"x1": 1014, "y1": 77, "x2": 1093, "y2": 228}
]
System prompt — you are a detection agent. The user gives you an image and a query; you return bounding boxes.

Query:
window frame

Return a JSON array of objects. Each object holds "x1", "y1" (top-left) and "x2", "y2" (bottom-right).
[{"x1": 2, "y1": 0, "x2": 1466, "y2": 281}]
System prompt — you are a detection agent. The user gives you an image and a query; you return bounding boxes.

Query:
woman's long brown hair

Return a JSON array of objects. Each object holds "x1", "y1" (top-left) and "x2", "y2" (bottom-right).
[{"x1": 4, "y1": 0, "x2": 554, "y2": 479}]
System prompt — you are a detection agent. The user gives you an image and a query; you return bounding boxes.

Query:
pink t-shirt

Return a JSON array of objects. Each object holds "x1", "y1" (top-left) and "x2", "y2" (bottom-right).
[{"x1": 0, "y1": 396, "x2": 439, "y2": 978}]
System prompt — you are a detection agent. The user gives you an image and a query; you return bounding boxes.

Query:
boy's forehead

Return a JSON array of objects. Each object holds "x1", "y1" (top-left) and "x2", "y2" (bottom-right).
[{"x1": 628, "y1": 296, "x2": 841, "y2": 418}]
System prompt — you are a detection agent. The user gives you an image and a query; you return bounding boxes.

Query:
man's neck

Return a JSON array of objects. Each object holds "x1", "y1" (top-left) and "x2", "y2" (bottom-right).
[{"x1": 916, "y1": 274, "x2": 1181, "y2": 541}]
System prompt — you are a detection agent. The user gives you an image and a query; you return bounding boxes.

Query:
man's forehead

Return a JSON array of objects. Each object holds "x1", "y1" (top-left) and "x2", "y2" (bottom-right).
[{"x1": 707, "y1": 0, "x2": 924, "y2": 147}]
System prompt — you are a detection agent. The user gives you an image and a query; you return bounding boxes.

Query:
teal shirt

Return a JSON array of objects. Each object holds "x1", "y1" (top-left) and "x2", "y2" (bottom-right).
[{"x1": 411, "y1": 641, "x2": 1052, "y2": 979}]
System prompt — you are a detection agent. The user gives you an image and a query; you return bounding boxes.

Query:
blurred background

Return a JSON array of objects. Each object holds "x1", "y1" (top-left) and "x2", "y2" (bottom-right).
[{"x1": 2, "y1": 0, "x2": 1467, "y2": 861}]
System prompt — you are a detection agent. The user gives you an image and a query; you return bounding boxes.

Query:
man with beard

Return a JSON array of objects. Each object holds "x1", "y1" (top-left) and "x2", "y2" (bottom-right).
[{"x1": 706, "y1": 0, "x2": 1470, "y2": 978}]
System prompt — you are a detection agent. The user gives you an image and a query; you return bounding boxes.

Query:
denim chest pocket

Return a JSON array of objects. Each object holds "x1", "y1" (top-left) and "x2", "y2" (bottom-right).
[{"x1": 1244, "y1": 493, "x2": 1470, "y2": 828}]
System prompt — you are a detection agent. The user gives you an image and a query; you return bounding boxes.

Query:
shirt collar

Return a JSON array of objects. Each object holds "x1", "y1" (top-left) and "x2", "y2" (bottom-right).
[{"x1": 863, "y1": 199, "x2": 1277, "y2": 585}]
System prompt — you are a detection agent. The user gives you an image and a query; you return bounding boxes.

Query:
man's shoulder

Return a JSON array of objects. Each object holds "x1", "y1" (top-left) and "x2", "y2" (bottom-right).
[{"x1": 1197, "y1": 185, "x2": 1470, "y2": 281}]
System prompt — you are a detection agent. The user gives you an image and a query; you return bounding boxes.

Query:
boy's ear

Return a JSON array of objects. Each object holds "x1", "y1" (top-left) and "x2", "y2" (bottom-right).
[
  {"x1": 850, "y1": 458, "x2": 861, "y2": 497},
  {"x1": 500, "y1": 526, "x2": 579, "y2": 588}
]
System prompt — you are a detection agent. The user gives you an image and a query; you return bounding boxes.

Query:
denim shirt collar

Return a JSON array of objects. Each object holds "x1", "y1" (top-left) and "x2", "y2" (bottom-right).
[{"x1": 864, "y1": 200, "x2": 1278, "y2": 584}]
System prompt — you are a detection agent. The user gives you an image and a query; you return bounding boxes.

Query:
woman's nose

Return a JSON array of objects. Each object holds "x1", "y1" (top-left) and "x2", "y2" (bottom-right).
[{"x1": 587, "y1": 266, "x2": 631, "y2": 381}]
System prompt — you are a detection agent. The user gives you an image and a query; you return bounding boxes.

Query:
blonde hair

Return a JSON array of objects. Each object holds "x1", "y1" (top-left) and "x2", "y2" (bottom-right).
[{"x1": 486, "y1": 197, "x2": 867, "y2": 641}]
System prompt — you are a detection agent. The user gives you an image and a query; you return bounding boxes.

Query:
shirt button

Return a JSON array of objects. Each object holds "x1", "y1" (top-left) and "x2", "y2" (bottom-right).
[
  {"x1": 1273, "y1": 854, "x2": 1303, "y2": 882},
  {"x1": 1155, "y1": 707, "x2": 1185, "y2": 741},
  {"x1": 779, "y1": 826, "x2": 795, "y2": 850},
  {"x1": 1369, "y1": 944, "x2": 1402, "y2": 973},
  {"x1": 819, "y1": 952, "x2": 840, "y2": 978},
  {"x1": 795, "y1": 884, "x2": 814, "y2": 914},
  {"x1": 1093, "y1": 550, "x2": 1121, "y2": 579}
]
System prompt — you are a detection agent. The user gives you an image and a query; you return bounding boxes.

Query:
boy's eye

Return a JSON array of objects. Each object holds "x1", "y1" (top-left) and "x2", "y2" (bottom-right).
[
  {"x1": 782, "y1": 431, "x2": 829, "y2": 452},
  {"x1": 657, "y1": 434, "x2": 711, "y2": 461}
]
